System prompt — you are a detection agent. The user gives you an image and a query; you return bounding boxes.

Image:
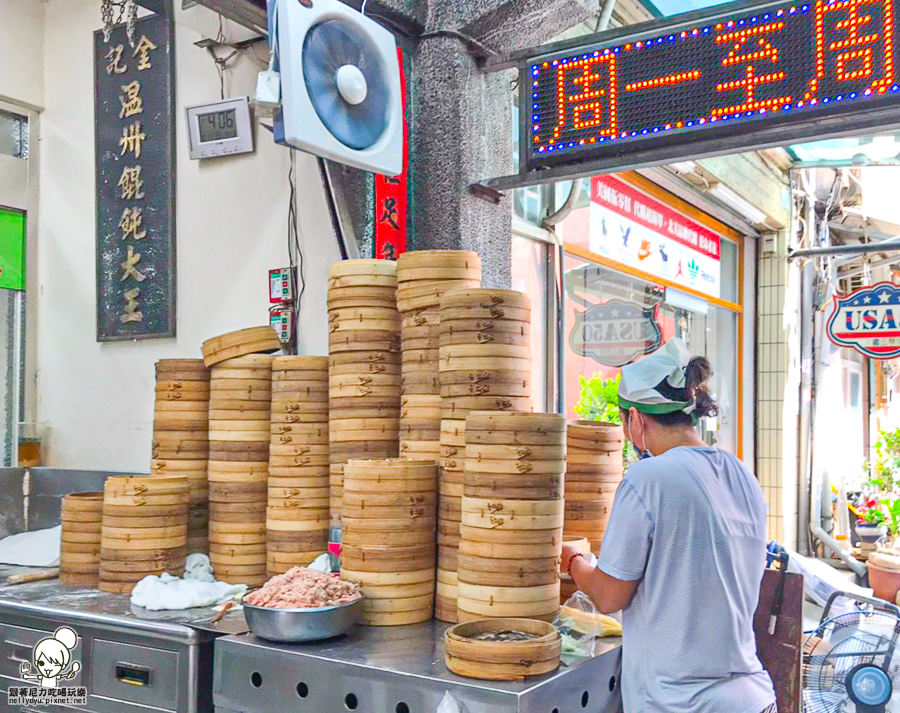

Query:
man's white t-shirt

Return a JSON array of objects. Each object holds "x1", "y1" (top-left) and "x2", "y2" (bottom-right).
[{"x1": 596, "y1": 446, "x2": 776, "y2": 713}]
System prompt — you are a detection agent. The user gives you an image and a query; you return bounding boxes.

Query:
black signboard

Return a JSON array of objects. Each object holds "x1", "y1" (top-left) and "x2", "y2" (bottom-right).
[
  {"x1": 518, "y1": 0, "x2": 900, "y2": 178},
  {"x1": 94, "y1": 9, "x2": 175, "y2": 341}
]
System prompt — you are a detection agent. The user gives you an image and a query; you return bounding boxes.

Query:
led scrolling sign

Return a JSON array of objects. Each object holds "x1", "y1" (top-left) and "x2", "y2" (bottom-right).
[{"x1": 524, "y1": 0, "x2": 900, "y2": 169}]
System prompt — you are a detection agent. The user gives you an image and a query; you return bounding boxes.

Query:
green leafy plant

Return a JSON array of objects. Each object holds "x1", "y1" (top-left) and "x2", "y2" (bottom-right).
[
  {"x1": 573, "y1": 372, "x2": 635, "y2": 461},
  {"x1": 574, "y1": 372, "x2": 622, "y2": 424},
  {"x1": 859, "y1": 428, "x2": 900, "y2": 536}
]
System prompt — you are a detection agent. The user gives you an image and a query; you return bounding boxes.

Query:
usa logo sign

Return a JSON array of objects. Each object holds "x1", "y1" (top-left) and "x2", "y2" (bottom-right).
[
  {"x1": 569, "y1": 299, "x2": 663, "y2": 367},
  {"x1": 827, "y1": 282, "x2": 900, "y2": 359}
]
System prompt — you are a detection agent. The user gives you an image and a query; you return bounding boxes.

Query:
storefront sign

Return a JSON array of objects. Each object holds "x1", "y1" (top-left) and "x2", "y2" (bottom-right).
[
  {"x1": 374, "y1": 48, "x2": 407, "y2": 260},
  {"x1": 827, "y1": 282, "x2": 900, "y2": 358},
  {"x1": 523, "y1": 0, "x2": 900, "y2": 174},
  {"x1": 569, "y1": 298, "x2": 663, "y2": 367},
  {"x1": 94, "y1": 9, "x2": 175, "y2": 341},
  {"x1": 589, "y1": 175, "x2": 721, "y2": 298}
]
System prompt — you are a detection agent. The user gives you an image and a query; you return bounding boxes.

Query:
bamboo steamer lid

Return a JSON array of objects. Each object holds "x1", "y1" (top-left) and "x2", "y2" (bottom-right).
[
  {"x1": 201, "y1": 328, "x2": 281, "y2": 367},
  {"x1": 397, "y1": 249, "x2": 480, "y2": 269},
  {"x1": 328, "y1": 258, "x2": 397, "y2": 278},
  {"x1": 62, "y1": 492, "x2": 103, "y2": 511},
  {"x1": 567, "y1": 419, "x2": 625, "y2": 440},
  {"x1": 104, "y1": 475, "x2": 190, "y2": 496}
]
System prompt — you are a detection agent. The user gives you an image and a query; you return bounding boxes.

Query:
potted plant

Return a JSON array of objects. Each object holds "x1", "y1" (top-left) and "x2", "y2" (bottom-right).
[{"x1": 855, "y1": 502, "x2": 888, "y2": 543}]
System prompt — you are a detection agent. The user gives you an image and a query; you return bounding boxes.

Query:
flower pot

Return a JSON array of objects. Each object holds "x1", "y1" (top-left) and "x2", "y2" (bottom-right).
[
  {"x1": 867, "y1": 561, "x2": 900, "y2": 602},
  {"x1": 856, "y1": 524, "x2": 888, "y2": 543}
]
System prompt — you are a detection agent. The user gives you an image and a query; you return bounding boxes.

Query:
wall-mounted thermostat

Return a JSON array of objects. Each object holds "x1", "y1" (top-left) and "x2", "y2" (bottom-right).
[{"x1": 185, "y1": 96, "x2": 254, "y2": 160}]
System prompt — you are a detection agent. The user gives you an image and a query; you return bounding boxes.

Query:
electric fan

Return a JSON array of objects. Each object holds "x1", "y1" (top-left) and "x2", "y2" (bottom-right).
[
  {"x1": 267, "y1": 0, "x2": 403, "y2": 175},
  {"x1": 804, "y1": 592, "x2": 900, "y2": 713}
]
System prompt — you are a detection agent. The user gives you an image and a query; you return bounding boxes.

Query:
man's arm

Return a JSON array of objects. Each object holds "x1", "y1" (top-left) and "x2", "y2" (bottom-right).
[{"x1": 568, "y1": 554, "x2": 640, "y2": 614}]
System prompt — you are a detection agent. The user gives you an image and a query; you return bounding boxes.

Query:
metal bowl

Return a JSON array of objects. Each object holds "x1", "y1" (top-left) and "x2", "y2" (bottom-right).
[{"x1": 242, "y1": 596, "x2": 364, "y2": 643}]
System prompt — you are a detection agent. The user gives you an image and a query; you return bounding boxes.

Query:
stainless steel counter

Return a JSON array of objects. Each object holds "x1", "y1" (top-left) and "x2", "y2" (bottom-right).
[
  {"x1": 214, "y1": 622, "x2": 623, "y2": 713},
  {"x1": 0, "y1": 568, "x2": 248, "y2": 713}
]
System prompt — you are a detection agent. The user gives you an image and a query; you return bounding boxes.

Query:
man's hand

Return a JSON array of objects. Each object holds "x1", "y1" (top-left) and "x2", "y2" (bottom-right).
[{"x1": 561, "y1": 543, "x2": 583, "y2": 575}]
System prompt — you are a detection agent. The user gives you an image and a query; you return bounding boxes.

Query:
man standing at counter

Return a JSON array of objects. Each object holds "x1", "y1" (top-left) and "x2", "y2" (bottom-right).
[{"x1": 562, "y1": 339, "x2": 776, "y2": 713}]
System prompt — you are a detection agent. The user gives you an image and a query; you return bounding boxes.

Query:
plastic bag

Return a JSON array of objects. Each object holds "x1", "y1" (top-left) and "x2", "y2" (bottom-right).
[
  {"x1": 554, "y1": 591, "x2": 622, "y2": 659},
  {"x1": 437, "y1": 691, "x2": 463, "y2": 713}
]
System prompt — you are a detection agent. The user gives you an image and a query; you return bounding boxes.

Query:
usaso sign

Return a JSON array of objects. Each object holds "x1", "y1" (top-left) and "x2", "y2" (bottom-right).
[
  {"x1": 569, "y1": 298, "x2": 663, "y2": 367},
  {"x1": 827, "y1": 282, "x2": 900, "y2": 358}
]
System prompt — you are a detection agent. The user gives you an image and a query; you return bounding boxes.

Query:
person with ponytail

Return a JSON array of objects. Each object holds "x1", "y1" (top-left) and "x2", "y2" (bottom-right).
[{"x1": 562, "y1": 339, "x2": 775, "y2": 713}]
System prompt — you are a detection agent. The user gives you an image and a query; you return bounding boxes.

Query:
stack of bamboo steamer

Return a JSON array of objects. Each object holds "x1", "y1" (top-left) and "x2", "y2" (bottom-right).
[
  {"x1": 340, "y1": 458, "x2": 437, "y2": 625},
  {"x1": 327, "y1": 260, "x2": 402, "y2": 528},
  {"x1": 207, "y1": 354, "x2": 274, "y2": 587},
  {"x1": 437, "y1": 289, "x2": 532, "y2": 623},
  {"x1": 564, "y1": 420, "x2": 625, "y2": 556},
  {"x1": 396, "y1": 251, "x2": 482, "y2": 463},
  {"x1": 457, "y1": 412, "x2": 565, "y2": 623},
  {"x1": 99, "y1": 476, "x2": 189, "y2": 593},
  {"x1": 150, "y1": 359, "x2": 210, "y2": 554},
  {"x1": 267, "y1": 356, "x2": 330, "y2": 576},
  {"x1": 60, "y1": 493, "x2": 103, "y2": 586}
]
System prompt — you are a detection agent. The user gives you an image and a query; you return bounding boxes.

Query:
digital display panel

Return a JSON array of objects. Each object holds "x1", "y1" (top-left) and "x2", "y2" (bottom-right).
[
  {"x1": 198, "y1": 109, "x2": 237, "y2": 143},
  {"x1": 524, "y1": 0, "x2": 899, "y2": 169}
]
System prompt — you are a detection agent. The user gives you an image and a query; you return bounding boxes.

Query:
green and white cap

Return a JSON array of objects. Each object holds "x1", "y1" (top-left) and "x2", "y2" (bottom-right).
[{"x1": 617, "y1": 339, "x2": 695, "y2": 415}]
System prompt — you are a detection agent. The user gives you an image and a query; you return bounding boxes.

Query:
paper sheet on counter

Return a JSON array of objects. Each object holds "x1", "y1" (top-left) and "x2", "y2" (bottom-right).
[{"x1": 0, "y1": 526, "x2": 61, "y2": 567}]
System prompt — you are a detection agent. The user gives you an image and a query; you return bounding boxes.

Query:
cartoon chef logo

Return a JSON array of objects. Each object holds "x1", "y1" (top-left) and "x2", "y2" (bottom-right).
[{"x1": 19, "y1": 626, "x2": 81, "y2": 688}]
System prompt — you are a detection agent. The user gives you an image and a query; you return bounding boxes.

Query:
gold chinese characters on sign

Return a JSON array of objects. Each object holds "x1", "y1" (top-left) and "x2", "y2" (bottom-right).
[{"x1": 105, "y1": 35, "x2": 156, "y2": 324}]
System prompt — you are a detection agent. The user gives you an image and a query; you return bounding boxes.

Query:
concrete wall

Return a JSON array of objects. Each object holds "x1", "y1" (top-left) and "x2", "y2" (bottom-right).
[
  {"x1": 29, "y1": 1, "x2": 337, "y2": 471},
  {"x1": 0, "y1": 0, "x2": 45, "y2": 109}
]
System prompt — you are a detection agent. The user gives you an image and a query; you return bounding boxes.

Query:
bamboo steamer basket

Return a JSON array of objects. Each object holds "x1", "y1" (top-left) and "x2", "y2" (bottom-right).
[
  {"x1": 60, "y1": 493, "x2": 103, "y2": 585},
  {"x1": 563, "y1": 421, "x2": 624, "y2": 554},
  {"x1": 444, "y1": 618, "x2": 560, "y2": 681},
  {"x1": 201, "y1": 327, "x2": 281, "y2": 367}
]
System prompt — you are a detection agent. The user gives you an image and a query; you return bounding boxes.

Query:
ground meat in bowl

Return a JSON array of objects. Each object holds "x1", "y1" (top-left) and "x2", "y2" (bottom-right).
[{"x1": 244, "y1": 567, "x2": 361, "y2": 609}]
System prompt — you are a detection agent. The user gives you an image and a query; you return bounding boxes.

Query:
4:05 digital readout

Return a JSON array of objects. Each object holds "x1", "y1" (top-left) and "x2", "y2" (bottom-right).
[{"x1": 525, "y1": 0, "x2": 898, "y2": 167}]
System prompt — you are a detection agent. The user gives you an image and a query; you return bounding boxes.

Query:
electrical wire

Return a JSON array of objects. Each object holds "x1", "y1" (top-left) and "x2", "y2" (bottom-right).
[{"x1": 286, "y1": 151, "x2": 306, "y2": 351}]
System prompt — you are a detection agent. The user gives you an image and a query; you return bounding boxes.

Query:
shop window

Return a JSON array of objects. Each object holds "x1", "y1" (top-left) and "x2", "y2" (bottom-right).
[
  {"x1": 0, "y1": 110, "x2": 28, "y2": 160},
  {"x1": 563, "y1": 254, "x2": 740, "y2": 454},
  {"x1": 511, "y1": 234, "x2": 551, "y2": 412}
]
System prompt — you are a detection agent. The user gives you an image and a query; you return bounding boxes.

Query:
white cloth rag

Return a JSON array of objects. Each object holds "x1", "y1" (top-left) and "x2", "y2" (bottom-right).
[
  {"x1": 131, "y1": 572, "x2": 247, "y2": 611},
  {"x1": 0, "y1": 526, "x2": 61, "y2": 567},
  {"x1": 184, "y1": 553, "x2": 215, "y2": 582}
]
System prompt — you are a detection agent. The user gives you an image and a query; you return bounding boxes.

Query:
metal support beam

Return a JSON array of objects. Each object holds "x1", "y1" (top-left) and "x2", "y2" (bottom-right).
[{"x1": 789, "y1": 242, "x2": 900, "y2": 259}]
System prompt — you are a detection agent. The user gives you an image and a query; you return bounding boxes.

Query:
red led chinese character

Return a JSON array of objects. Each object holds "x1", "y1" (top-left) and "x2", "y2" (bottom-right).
[
  {"x1": 806, "y1": 0, "x2": 894, "y2": 99},
  {"x1": 712, "y1": 21, "x2": 792, "y2": 117},
  {"x1": 549, "y1": 55, "x2": 617, "y2": 143}
]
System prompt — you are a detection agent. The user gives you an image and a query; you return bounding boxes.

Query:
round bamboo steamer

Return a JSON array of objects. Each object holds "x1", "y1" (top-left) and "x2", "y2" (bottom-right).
[
  {"x1": 567, "y1": 452, "x2": 623, "y2": 467},
  {"x1": 329, "y1": 365, "x2": 401, "y2": 380},
  {"x1": 464, "y1": 472, "x2": 561, "y2": 489},
  {"x1": 397, "y1": 265, "x2": 481, "y2": 282},
  {"x1": 444, "y1": 618, "x2": 559, "y2": 679},
  {"x1": 328, "y1": 258, "x2": 397, "y2": 277},
  {"x1": 269, "y1": 421, "x2": 329, "y2": 435},
  {"x1": 328, "y1": 405, "x2": 401, "y2": 420},
  {"x1": 463, "y1": 459, "x2": 565, "y2": 475},
  {"x1": 209, "y1": 501, "x2": 265, "y2": 514},
  {"x1": 209, "y1": 510, "x2": 266, "y2": 523},
  {"x1": 100, "y1": 556, "x2": 186, "y2": 574},
  {"x1": 266, "y1": 518, "x2": 337, "y2": 532},
  {"x1": 267, "y1": 474, "x2": 330, "y2": 487},
  {"x1": 328, "y1": 385, "x2": 401, "y2": 399},
  {"x1": 272, "y1": 374, "x2": 330, "y2": 386},
  {"x1": 439, "y1": 357, "x2": 531, "y2": 374},
  {"x1": 103, "y1": 493, "x2": 190, "y2": 508},
  {"x1": 329, "y1": 320, "x2": 401, "y2": 336},
  {"x1": 464, "y1": 430, "x2": 568, "y2": 447},
  {"x1": 464, "y1": 486, "x2": 562, "y2": 501},
  {"x1": 457, "y1": 582, "x2": 559, "y2": 603},
  {"x1": 348, "y1": 582, "x2": 435, "y2": 600},
  {"x1": 265, "y1": 506, "x2": 329, "y2": 520},
  {"x1": 209, "y1": 522, "x2": 265, "y2": 536},
  {"x1": 101, "y1": 526, "x2": 186, "y2": 544},
  {"x1": 269, "y1": 412, "x2": 330, "y2": 425},
  {"x1": 104, "y1": 475, "x2": 190, "y2": 495},
  {"x1": 339, "y1": 555, "x2": 435, "y2": 573},
  {"x1": 459, "y1": 539, "x2": 562, "y2": 559},
  {"x1": 212, "y1": 552, "x2": 271, "y2": 566},
  {"x1": 397, "y1": 249, "x2": 480, "y2": 267},
  {"x1": 442, "y1": 317, "x2": 530, "y2": 335},
  {"x1": 267, "y1": 544, "x2": 327, "y2": 558},
  {"x1": 465, "y1": 444, "x2": 567, "y2": 460},
  {"x1": 101, "y1": 504, "x2": 189, "y2": 520},
  {"x1": 201, "y1": 328, "x2": 280, "y2": 367},
  {"x1": 60, "y1": 542, "x2": 101, "y2": 554},
  {"x1": 208, "y1": 532, "x2": 266, "y2": 545},
  {"x1": 340, "y1": 515, "x2": 436, "y2": 532},
  {"x1": 456, "y1": 596, "x2": 559, "y2": 618},
  {"x1": 340, "y1": 567, "x2": 433, "y2": 586},
  {"x1": 273, "y1": 355, "x2": 328, "y2": 369},
  {"x1": 441, "y1": 287, "x2": 529, "y2": 306},
  {"x1": 328, "y1": 350, "x2": 400, "y2": 365},
  {"x1": 330, "y1": 418, "x2": 403, "y2": 433},
  {"x1": 438, "y1": 330, "x2": 530, "y2": 348},
  {"x1": 327, "y1": 285, "x2": 396, "y2": 301},
  {"x1": 208, "y1": 479, "x2": 266, "y2": 495},
  {"x1": 208, "y1": 432, "x2": 270, "y2": 444},
  {"x1": 269, "y1": 455, "x2": 330, "y2": 468},
  {"x1": 340, "y1": 543, "x2": 433, "y2": 561},
  {"x1": 154, "y1": 402, "x2": 210, "y2": 414},
  {"x1": 439, "y1": 371, "x2": 531, "y2": 388},
  {"x1": 440, "y1": 308, "x2": 530, "y2": 325},
  {"x1": 266, "y1": 553, "x2": 321, "y2": 568},
  {"x1": 156, "y1": 360, "x2": 209, "y2": 376},
  {"x1": 343, "y1": 477, "x2": 435, "y2": 494},
  {"x1": 440, "y1": 483, "x2": 464, "y2": 499},
  {"x1": 465, "y1": 412, "x2": 564, "y2": 432},
  {"x1": 567, "y1": 419, "x2": 625, "y2": 438},
  {"x1": 461, "y1": 498, "x2": 563, "y2": 516},
  {"x1": 344, "y1": 458, "x2": 437, "y2": 476},
  {"x1": 150, "y1": 459, "x2": 208, "y2": 472},
  {"x1": 209, "y1": 441, "x2": 271, "y2": 454},
  {"x1": 268, "y1": 485, "x2": 331, "y2": 499},
  {"x1": 457, "y1": 567, "x2": 558, "y2": 588},
  {"x1": 342, "y1": 491, "x2": 436, "y2": 508},
  {"x1": 460, "y1": 508, "x2": 565, "y2": 530},
  {"x1": 62, "y1": 492, "x2": 103, "y2": 511},
  {"x1": 441, "y1": 382, "x2": 531, "y2": 398},
  {"x1": 211, "y1": 564, "x2": 267, "y2": 577},
  {"x1": 342, "y1": 503, "x2": 434, "y2": 520},
  {"x1": 101, "y1": 535, "x2": 187, "y2": 550},
  {"x1": 440, "y1": 343, "x2": 531, "y2": 360},
  {"x1": 402, "y1": 394, "x2": 441, "y2": 407},
  {"x1": 399, "y1": 443, "x2": 441, "y2": 459},
  {"x1": 459, "y1": 524, "x2": 561, "y2": 545},
  {"x1": 210, "y1": 543, "x2": 267, "y2": 556},
  {"x1": 338, "y1": 528, "x2": 433, "y2": 546},
  {"x1": 266, "y1": 528, "x2": 327, "y2": 543},
  {"x1": 360, "y1": 609, "x2": 433, "y2": 626}
]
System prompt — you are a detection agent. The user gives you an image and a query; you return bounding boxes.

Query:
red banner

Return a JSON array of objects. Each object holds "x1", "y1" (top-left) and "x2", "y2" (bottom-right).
[{"x1": 374, "y1": 48, "x2": 407, "y2": 261}]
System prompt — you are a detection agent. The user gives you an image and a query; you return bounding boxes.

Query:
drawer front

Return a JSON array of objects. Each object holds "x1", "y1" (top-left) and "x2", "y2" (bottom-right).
[
  {"x1": 0, "y1": 623, "x2": 84, "y2": 687},
  {"x1": 90, "y1": 639, "x2": 180, "y2": 711}
]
